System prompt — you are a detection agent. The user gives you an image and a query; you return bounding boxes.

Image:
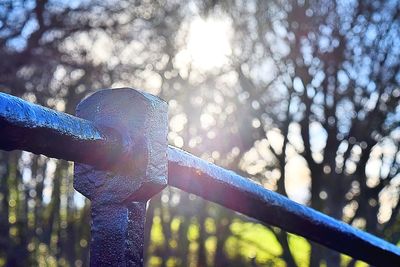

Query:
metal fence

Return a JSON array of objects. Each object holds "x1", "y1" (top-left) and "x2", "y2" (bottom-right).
[{"x1": 0, "y1": 88, "x2": 399, "y2": 266}]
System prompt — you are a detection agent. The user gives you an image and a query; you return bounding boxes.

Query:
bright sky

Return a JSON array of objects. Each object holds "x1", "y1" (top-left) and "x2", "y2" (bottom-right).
[
  {"x1": 174, "y1": 16, "x2": 233, "y2": 74},
  {"x1": 186, "y1": 17, "x2": 232, "y2": 70}
]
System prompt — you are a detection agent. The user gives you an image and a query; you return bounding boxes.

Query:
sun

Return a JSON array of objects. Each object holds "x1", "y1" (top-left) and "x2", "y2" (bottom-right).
[{"x1": 186, "y1": 16, "x2": 232, "y2": 71}]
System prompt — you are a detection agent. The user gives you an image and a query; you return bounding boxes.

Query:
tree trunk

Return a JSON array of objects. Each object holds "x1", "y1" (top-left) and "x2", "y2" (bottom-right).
[{"x1": 197, "y1": 201, "x2": 208, "y2": 267}]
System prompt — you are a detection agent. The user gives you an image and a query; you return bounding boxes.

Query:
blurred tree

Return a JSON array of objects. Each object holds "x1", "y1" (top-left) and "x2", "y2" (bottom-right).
[
  {"x1": 221, "y1": 0, "x2": 400, "y2": 266},
  {"x1": 1, "y1": 0, "x2": 399, "y2": 267},
  {"x1": 0, "y1": 0, "x2": 183, "y2": 266}
]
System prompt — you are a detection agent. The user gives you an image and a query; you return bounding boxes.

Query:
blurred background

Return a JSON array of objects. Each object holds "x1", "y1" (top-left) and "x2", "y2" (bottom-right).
[{"x1": 0, "y1": 0, "x2": 400, "y2": 266}]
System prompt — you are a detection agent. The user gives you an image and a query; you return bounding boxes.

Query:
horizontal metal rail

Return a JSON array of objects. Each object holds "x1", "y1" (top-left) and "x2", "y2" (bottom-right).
[
  {"x1": 1, "y1": 91, "x2": 400, "y2": 266},
  {"x1": 0, "y1": 92, "x2": 123, "y2": 169},
  {"x1": 168, "y1": 147, "x2": 400, "y2": 265}
]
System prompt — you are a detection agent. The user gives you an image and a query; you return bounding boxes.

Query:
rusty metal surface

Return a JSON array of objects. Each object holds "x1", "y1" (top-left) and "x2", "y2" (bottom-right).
[
  {"x1": 74, "y1": 88, "x2": 168, "y2": 267},
  {"x1": 0, "y1": 92, "x2": 122, "y2": 169},
  {"x1": 167, "y1": 146, "x2": 400, "y2": 266}
]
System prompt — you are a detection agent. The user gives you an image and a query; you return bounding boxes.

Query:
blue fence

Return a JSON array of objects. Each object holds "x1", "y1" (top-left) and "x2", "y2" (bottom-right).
[{"x1": 1, "y1": 88, "x2": 399, "y2": 266}]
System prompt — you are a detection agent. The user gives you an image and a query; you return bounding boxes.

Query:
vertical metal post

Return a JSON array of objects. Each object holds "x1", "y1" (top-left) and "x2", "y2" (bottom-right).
[
  {"x1": 89, "y1": 202, "x2": 147, "y2": 266},
  {"x1": 74, "y1": 88, "x2": 168, "y2": 266},
  {"x1": 90, "y1": 203, "x2": 129, "y2": 266},
  {"x1": 126, "y1": 202, "x2": 147, "y2": 266}
]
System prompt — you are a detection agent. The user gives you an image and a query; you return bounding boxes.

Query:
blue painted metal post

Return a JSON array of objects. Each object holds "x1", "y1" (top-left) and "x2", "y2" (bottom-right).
[
  {"x1": 74, "y1": 88, "x2": 168, "y2": 266},
  {"x1": 126, "y1": 202, "x2": 147, "y2": 265}
]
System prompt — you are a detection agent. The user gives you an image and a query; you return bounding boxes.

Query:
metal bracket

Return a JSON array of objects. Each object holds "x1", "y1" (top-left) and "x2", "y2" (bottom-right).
[{"x1": 74, "y1": 88, "x2": 168, "y2": 266}]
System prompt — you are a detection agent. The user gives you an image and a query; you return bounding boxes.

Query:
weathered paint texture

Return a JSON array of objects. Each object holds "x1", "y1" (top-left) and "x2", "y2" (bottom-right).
[
  {"x1": 74, "y1": 88, "x2": 168, "y2": 267},
  {"x1": 74, "y1": 88, "x2": 168, "y2": 203},
  {"x1": 126, "y1": 202, "x2": 146, "y2": 266}
]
